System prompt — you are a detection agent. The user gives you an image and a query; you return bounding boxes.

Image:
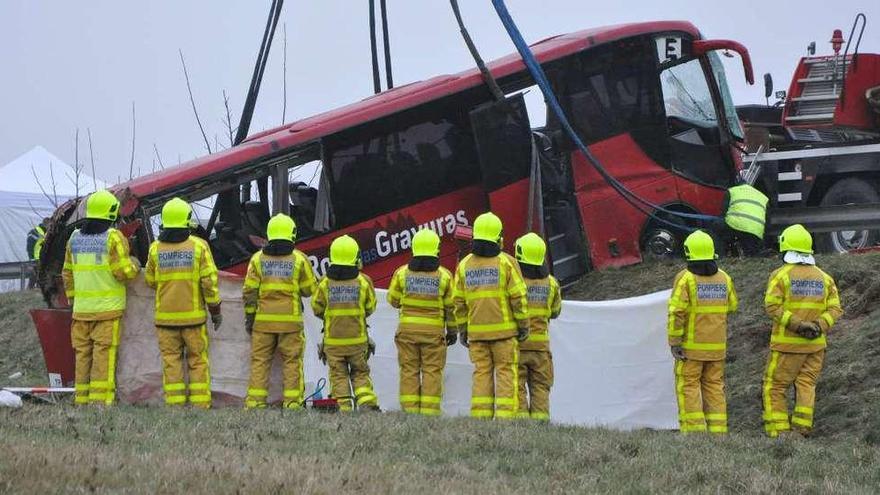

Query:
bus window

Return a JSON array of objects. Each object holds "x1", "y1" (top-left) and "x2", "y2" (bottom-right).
[
  {"x1": 660, "y1": 57, "x2": 734, "y2": 188},
  {"x1": 325, "y1": 104, "x2": 481, "y2": 228},
  {"x1": 708, "y1": 52, "x2": 745, "y2": 141},
  {"x1": 287, "y1": 160, "x2": 330, "y2": 239}
]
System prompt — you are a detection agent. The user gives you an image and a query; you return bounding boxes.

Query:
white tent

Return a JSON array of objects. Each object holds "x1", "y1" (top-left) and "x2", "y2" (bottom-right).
[{"x1": 0, "y1": 146, "x2": 107, "y2": 263}]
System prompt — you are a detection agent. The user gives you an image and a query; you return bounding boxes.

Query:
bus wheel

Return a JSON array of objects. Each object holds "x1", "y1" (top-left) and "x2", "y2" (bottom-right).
[
  {"x1": 642, "y1": 228, "x2": 679, "y2": 260},
  {"x1": 817, "y1": 177, "x2": 880, "y2": 253}
]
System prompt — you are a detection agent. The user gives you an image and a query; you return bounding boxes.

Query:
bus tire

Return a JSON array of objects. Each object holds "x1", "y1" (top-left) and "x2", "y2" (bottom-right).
[{"x1": 817, "y1": 177, "x2": 880, "y2": 253}]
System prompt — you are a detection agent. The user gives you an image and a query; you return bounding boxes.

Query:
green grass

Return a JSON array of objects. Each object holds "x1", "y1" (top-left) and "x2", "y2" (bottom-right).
[{"x1": 2, "y1": 254, "x2": 880, "y2": 493}]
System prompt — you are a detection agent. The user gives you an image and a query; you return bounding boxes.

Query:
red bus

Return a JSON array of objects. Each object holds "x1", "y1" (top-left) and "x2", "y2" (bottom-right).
[{"x1": 36, "y1": 20, "x2": 753, "y2": 311}]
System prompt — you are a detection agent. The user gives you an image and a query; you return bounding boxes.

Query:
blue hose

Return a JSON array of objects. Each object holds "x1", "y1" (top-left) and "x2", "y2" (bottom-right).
[{"x1": 489, "y1": 0, "x2": 721, "y2": 232}]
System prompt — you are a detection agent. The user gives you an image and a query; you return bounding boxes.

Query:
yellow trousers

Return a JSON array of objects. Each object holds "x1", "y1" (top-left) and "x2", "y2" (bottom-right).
[
  {"x1": 468, "y1": 337, "x2": 519, "y2": 419},
  {"x1": 325, "y1": 344, "x2": 378, "y2": 411},
  {"x1": 674, "y1": 359, "x2": 727, "y2": 434},
  {"x1": 763, "y1": 350, "x2": 825, "y2": 437},
  {"x1": 71, "y1": 318, "x2": 122, "y2": 406},
  {"x1": 517, "y1": 350, "x2": 553, "y2": 420},
  {"x1": 396, "y1": 334, "x2": 446, "y2": 416},
  {"x1": 246, "y1": 331, "x2": 305, "y2": 409},
  {"x1": 157, "y1": 325, "x2": 211, "y2": 408}
]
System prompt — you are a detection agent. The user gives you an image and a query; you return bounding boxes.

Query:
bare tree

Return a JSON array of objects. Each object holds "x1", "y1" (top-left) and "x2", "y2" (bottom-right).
[
  {"x1": 128, "y1": 101, "x2": 137, "y2": 180},
  {"x1": 87, "y1": 128, "x2": 97, "y2": 192},
  {"x1": 282, "y1": 22, "x2": 288, "y2": 124},
  {"x1": 153, "y1": 143, "x2": 166, "y2": 170},
  {"x1": 31, "y1": 163, "x2": 58, "y2": 207},
  {"x1": 179, "y1": 49, "x2": 212, "y2": 154},
  {"x1": 222, "y1": 90, "x2": 236, "y2": 147},
  {"x1": 74, "y1": 128, "x2": 81, "y2": 197}
]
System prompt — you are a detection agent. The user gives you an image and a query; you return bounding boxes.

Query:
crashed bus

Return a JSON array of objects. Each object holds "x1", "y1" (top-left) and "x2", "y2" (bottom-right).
[{"x1": 35, "y1": 20, "x2": 753, "y2": 316}]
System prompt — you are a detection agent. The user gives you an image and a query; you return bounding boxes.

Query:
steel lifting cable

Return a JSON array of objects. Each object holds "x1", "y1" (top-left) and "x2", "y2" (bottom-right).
[{"x1": 489, "y1": 0, "x2": 721, "y2": 232}]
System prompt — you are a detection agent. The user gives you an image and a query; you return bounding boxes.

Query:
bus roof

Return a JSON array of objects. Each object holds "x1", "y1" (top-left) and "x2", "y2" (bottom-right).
[{"x1": 118, "y1": 21, "x2": 699, "y2": 199}]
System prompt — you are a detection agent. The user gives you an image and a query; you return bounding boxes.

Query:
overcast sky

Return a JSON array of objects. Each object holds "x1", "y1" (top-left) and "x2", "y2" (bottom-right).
[{"x1": 2, "y1": 1, "x2": 878, "y2": 183}]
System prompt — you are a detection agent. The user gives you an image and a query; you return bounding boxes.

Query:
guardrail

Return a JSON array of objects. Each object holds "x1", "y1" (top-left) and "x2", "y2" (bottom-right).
[{"x1": 0, "y1": 261, "x2": 35, "y2": 291}]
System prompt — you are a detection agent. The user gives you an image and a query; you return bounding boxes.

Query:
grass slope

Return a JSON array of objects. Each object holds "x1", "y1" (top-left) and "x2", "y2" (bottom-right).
[{"x1": 0, "y1": 290, "x2": 46, "y2": 384}]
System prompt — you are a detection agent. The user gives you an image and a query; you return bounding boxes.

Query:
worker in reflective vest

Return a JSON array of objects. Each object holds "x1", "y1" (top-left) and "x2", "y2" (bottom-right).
[
  {"x1": 723, "y1": 183, "x2": 769, "y2": 256},
  {"x1": 387, "y1": 229, "x2": 456, "y2": 416},
  {"x1": 145, "y1": 198, "x2": 221, "y2": 408},
  {"x1": 668, "y1": 230, "x2": 738, "y2": 434},
  {"x1": 513, "y1": 233, "x2": 561, "y2": 421},
  {"x1": 312, "y1": 235, "x2": 379, "y2": 411},
  {"x1": 763, "y1": 224, "x2": 843, "y2": 437},
  {"x1": 27, "y1": 218, "x2": 49, "y2": 261},
  {"x1": 61, "y1": 190, "x2": 140, "y2": 405},
  {"x1": 242, "y1": 214, "x2": 316, "y2": 409},
  {"x1": 453, "y1": 212, "x2": 529, "y2": 419}
]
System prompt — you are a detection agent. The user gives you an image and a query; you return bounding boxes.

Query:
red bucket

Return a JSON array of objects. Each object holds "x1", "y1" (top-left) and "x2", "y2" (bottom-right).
[{"x1": 30, "y1": 308, "x2": 75, "y2": 386}]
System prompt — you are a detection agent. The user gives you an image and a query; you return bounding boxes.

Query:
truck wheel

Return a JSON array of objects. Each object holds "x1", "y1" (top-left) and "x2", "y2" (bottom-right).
[{"x1": 817, "y1": 178, "x2": 880, "y2": 253}]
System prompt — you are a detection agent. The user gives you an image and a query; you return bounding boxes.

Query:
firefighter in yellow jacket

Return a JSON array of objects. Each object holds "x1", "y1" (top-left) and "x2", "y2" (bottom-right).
[
  {"x1": 312, "y1": 235, "x2": 379, "y2": 411},
  {"x1": 61, "y1": 190, "x2": 140, "y2": 405},
  {"x1": 387, "y1": 229, "x2": 456, "y2": 416},
  {"x1": 454, "y1": 212, "x2": 529, "y2": 419},
  {"x1": 145, "y1": 198, "x2": 221, "y2": 408},
  {"x1": 242, "y1": 214, "x2": 316, "y2": 409},
  {"x1": 763, "y1": 224, "x2": 843, "y2": 437},
  {"x1": 513, "y1": 233, "x2": 561, "y2": 420},
  {"x1": 668, "y1": 230, "x2": 738, "y2": 434}
]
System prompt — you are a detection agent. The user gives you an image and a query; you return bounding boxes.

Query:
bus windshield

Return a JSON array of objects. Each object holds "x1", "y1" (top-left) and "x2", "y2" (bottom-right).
[{"x1": 708, "y1": 52, "x2": 745, "y2": 140}]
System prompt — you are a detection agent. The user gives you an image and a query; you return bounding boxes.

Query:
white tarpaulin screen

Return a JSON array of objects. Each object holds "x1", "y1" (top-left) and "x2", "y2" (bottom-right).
[{"x1": 116, "y1": 274, "x2": 678, "y2": 430}]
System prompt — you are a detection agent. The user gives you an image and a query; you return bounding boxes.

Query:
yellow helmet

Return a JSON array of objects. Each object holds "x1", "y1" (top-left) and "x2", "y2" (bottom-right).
[
  {"x1": 779, "y1": 224, "x2": 813, "y2": 254},
  {"x1": 473, "y1": 212, "x2": 503, "y2": 243},
  {"x1": 267, "y1": 214, "x2": 297, "y2": 242},
  {"x1": 683, "y1": 230, "x2": 716, "y2": 261},
  {"x1": 330, "y1": 235, "x2": 360, "y2": 267},
  {"x1": 85, "y1": 190, "x2": 120, "y2": 221},
  {"x1": 161, "y1": 198, "x2": 192, "y2": 229},
  {"x1": 514, "y1": 232, "x2": 547, "y2": 266},
  {"x1": 412, "y1": 229, "x2": 440, "y2": 257}
]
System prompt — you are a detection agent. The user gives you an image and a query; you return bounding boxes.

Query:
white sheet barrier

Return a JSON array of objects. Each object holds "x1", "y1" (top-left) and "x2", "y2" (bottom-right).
[{"x1": 116, "y1": 274, "x2": 678, "y2": 430}]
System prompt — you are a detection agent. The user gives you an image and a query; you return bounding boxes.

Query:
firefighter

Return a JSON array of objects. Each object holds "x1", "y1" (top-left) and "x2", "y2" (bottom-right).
[
  {"x1": 453, "y1": 212, "x2": 529, "y2": 419},
  {"x1": 722, "y1": 181, "x2": 769, "y2": 256},
  {"x1": 145, "y1": 197, "x2": 222, "y2": 408},
  {"x1": 242, "y1": 214, "x2": 316, "y2": 409},
  {"x1": 668, "y1": 230, "x2": 738, "y2": 434},
  {"x1": 27, "y1": 217, "x2": 49, "y2": 261},
  {"x1": 61, "y1": 190, "x2": 140, "y2": 405},
  {"x1": 513, "y1": 232, "x2": 561, "y2": 421},
  {"x1": 387, "y1": 229, "x2": 456, "y2": 416},
  {"x1": 763, "y1": 224, "x2": 843, "y2": 437},
  {"x1": 311, "y1": 235, "x2": 379, "y2": 411}
]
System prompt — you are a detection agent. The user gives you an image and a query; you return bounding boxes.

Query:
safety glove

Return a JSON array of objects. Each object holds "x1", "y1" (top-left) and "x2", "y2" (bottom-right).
[
  {"x1": 367, "y1": 337, "x2": 376, "y2": 358},
  {"x1": 517, "y1": 323, "x2": 530, "y2": 342},
  {"x1": 317, "y1": 342, "x2": 327, "y2": 365},
  {"x1": 460, "y1": 327, "x2": 469, "y2": 348},
  {"x1": 444, "y1": 330, "x2": 458, "y2": 346},
  {"x1": 806, "y1": 321, "x2": 823, "y2": 340},
  {"x1": 245, "y1": 313, "x2": 255, "y2": 334},
  {"x1": 208, "y1": 304, "x2": 223, "y2": 332},
  {"x1": 796, "y1": 321, "x2": 820, "y2": 339},
  {"x1": 670, "y1": 345, "x2": 687, "y2": 361}
]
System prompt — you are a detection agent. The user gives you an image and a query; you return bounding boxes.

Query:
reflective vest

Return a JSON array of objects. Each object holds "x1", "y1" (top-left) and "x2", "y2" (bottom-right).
[
  {"x1": 519, "y1": 275, "x2": 562, "y2": 352},
  {"x1": 667, "y1": 269, "x2": 738, "y2": 361},
  {"x1": 387, "y1": 265, "x2": 455, "y2": 341},
  {"x1": 63, "y1": 229, "x2": 135, "y2": 320},
  {"x1": 764, "y1": 264, "x2": 843, "y2": 354},
  {"x1": 453, "y1": 253, "x2": 528, "y2": 342},
  {"x1": 725, "y1": 184, "x2": 769, "y2": 239},
  {"x1": 145, "y1": 236, "x2": 220, "y2": 327},
  {"x1": 242, "y1": 249, "x2": 316, "y2": 333},
  {"x1": 311, "y1": 273, "x2": 376, "y2": 347},
  {"x1": 32, "y1": 226, "x2": 46, "y2": 260}
]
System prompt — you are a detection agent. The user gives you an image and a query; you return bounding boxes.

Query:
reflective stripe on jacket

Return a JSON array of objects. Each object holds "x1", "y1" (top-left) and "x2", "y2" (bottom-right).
[
  {"x1": 667, "y1": 269, "x2": 738, "y2": 361},
  {"x1": 387, "y1": 265, "x2": 455, "y2": 340},
  {"x1": 453, "y1": 253, "x2": 528, "y2": 341},
  {"x1": 61, "y1": 228, "x2": 139, "y2": 321},
  {"x1": 145, "y1": 236, "x2": 220, "y2": 327},
  {"x1": 519, "y1": 275, "x2": 562, "y2": 352},
  {"x1": 764, "y1": 263, "x2": 843, "y2": 353},
  {"x1": 311, "y1": 273, "x2": 376, "y2": 347},
  {"x1": 242, "y1": 249, "x2": 316, "y2": 333},
  {"x1": 30, "y1": 226, "x2": 46, "y2": 260},
  {"x1": 725, "y1": 184, "x2": 769, "y2": 239}
]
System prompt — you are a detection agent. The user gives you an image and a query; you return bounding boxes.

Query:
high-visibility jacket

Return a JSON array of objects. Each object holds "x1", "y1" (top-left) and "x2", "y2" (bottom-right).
[
  {"x1": 764, "y1": 263, "x2": 843, "y2": 354},
  {"x1": 668, "y1": 269, "x2": 738, "y2": 361},
  {"x1": 145, "y1": 236, "x2": 220, "y2": 327},
  {"x1": 29, "y1": 225, "x2": 46, "y2": 261},
  {"x1": 311, "y1": 273, "x2": 376, "y2": 347},
  {"x1": 725, "y1": 184, "x2": 769, "y2": 239},
  {"x1": 242, "y1": 249, "x2": 316, "y2": 333},
  {"x1": 62, "y1": 228, "x2": 139, "y2": 321},
  {"x1": 387, "y1": 265, "x2": 455, "y2": 341},
  {"x1": 519, "y1": 275, "x2": 562, "y2": 352},
  {"x1": 453, "y1": 253, "x2": 528, "y2": 341}
]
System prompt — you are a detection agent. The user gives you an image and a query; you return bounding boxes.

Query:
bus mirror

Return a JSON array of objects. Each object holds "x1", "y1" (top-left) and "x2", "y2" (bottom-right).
[
  {"x1": 692, "y1": 39, "x2": 755, "y2": 85},
  {"x1": 764, "y1": 73, "x2": 773, "y2": 99}
]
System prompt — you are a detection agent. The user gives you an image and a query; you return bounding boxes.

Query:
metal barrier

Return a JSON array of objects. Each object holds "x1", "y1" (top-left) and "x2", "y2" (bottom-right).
[{"x1": 0, "y1": 261, "x2": 35, "y2": 291}]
